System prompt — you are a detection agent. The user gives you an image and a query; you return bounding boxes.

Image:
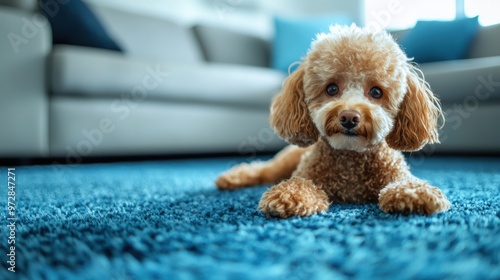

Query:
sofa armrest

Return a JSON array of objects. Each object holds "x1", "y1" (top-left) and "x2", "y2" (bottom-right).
[
  {"x1": 193, "y1": 24, "x2": 270, "y2": 67},
  {"x1": 0, "y1": 0, "x2": 37, "y2": 10},
  {"x1": 0, "y1": 7, "x2": 51, "y2": 157}
]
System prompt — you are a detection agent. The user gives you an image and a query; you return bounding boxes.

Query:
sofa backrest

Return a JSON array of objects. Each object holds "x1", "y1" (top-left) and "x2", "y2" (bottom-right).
[
  {"x1": 390, "y1": 23, "x2": 500, "y2": 60},
  {"x1": 193, "y1": 24, "x2": 270, "y2": 67},
  {"x1": 89, "y1": 3, "x2": 204, "y2": 64},
  {"x1": 467, "y1": 23, "x2": 500, "y2": 59}
]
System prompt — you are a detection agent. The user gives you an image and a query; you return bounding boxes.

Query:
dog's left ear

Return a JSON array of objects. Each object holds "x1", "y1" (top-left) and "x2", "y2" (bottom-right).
[{"x1": 386, "y1": 65, "x2": 443, "y2": 151}]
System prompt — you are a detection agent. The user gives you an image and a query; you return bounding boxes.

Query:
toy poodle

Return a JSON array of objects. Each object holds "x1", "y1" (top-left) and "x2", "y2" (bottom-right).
[{"x1": 215, "y1": 25, "x2": 450, "y2": 218}]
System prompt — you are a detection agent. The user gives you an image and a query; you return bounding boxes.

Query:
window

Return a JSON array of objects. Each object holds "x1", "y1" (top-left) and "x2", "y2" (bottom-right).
[
  {"x1": 365, "y1": 0, "x2": 500, "y2": 30},
  {"x1": 465, "y1": 0, "x2": 500, "y2": 26}
]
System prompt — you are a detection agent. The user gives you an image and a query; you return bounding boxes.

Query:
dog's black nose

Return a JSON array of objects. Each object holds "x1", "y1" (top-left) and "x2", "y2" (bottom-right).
[{"x1": 339, "y1": 110, "x2": 361, "y2": 129}]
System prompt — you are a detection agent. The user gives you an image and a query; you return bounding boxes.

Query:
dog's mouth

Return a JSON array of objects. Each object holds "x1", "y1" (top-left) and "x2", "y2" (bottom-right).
[
  {"x1": 343, "y1": 129, "x2": 358, "y2": 136},
  {"x1": 326, "y1": 126, "x2": 364, "y2": 138},
  {"x1": 323, "y1": 128, "x2": 371, "y2": 152}
]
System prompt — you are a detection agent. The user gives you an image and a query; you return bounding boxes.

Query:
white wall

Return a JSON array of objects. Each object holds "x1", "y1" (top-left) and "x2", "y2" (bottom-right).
[
  {"x1": 86, "y1": 0, "x2": 363, "y2": 38},
  {"x1": 259, "y1": 0, "x2": 364, "y2": 25}
]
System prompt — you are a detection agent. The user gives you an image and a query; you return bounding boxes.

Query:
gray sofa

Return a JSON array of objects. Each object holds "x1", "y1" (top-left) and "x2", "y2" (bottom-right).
[
  {"x1": 0, "y1": 1, "x2": 287, "y2": 159},
  {"x1": 391, "y1": 27, "x2": 500, "y2": 154},
  {"x1": 1, "y1": 1, "x2": 499, "y2": 160}
]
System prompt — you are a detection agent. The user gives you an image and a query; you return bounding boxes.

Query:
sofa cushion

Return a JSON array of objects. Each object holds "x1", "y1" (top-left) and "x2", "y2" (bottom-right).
[
  {"x1": 400, "y1": 17, "x2": 479, "y2": 63},
  {"x1": 49, "y1": 97, "x2": 286, "y2": 156},
  {"x1": 50, "y1": 45, "x2": 286, "y2": 107},
  {"x1": 90, "y1": 3, "x2": 203, "y2": 64},
  {"x1": 272, "y1": 15, "x2": 352, "y2": 73},
  {"x1": 38, "y1": 0, "x2": 122, "y2": 52}
]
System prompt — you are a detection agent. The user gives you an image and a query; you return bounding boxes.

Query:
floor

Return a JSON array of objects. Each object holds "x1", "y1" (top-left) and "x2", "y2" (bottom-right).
[{"x1": 1, "y1": 155, "x2": 499, "y2": 279}]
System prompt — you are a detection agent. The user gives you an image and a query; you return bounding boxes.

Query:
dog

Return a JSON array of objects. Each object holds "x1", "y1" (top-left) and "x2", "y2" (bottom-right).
[{"x1": 215, "y1": 25, "x2": 450, "y2": 218}]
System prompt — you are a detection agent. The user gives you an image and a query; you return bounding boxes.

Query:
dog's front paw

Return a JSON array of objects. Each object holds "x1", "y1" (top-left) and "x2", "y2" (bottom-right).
[
  {"x1": 216, "y1": 162, "x2": 264, "y2": 190},
  {"x1": 258, "y1": 177, "x2": 330, "y2": 218},
  {"x1": 379, "y1": 181, "x2": 450, "y2": 215}
]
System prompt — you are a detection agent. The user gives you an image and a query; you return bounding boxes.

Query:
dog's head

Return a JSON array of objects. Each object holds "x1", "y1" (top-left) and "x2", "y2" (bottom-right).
[{"x1": 270, "y1": 25, "x2": 443, "y2": 152}]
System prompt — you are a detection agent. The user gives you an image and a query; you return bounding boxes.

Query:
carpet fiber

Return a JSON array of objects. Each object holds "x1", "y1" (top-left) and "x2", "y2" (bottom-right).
[{"x1": 1, "y1": 156, "x2": 499, "y2": 280}]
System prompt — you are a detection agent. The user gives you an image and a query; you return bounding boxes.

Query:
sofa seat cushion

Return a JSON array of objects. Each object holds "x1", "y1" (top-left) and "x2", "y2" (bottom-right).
[
  {"x1": 50, "y1": 45, "x2": 286, "y2": 107},
  {"x1": 419, "y1": 56, "x2": 500, "y2": 103}
]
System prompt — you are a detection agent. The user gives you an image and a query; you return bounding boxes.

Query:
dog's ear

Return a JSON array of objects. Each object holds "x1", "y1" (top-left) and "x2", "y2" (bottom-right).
[
  {"x1": 270, "y1": 64, "x2": 319, "y2": 147},
  {"x1": 386, "y1": 65, "x2": 443, "y2": 151}
]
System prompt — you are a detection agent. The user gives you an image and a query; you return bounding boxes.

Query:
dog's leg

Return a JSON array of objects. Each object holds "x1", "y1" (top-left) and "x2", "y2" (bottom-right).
[
  {"x1": 215, "y1": 145, "x2": 308, "y2": 190},
  {"x1": 378, "y1": 175, "x2": 450, "y2": 215},
  {"x1": 258, "y1": 177, "x2": 330, "y2": 218}
]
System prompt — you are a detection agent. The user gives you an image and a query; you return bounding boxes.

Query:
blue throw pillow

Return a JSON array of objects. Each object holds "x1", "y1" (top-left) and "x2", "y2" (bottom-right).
[
  {"x1": 272, "y1": 15, "x2": 352, "y2": 73},
  {"x1": 38, "y1": 0, "x2": 122, "y2": 52},
  {"x1": 400, "y1": 17, "x2": 479, "y2": 63}
]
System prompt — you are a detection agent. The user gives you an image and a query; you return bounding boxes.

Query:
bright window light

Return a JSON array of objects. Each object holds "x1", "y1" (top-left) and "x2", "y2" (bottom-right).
[
  {"x1": 465, "y1": 0, "x2": 500, "y2": 26},
  {"x1": 364, "y1": 0, "x2": 456, "y2": 30}
]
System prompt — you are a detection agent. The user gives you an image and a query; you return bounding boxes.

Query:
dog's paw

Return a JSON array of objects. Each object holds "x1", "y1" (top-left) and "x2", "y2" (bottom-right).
[
  {"x1": 258, "y1": 177, "x2": 330, "y2": 218},
  {"x1": 215, "y1": 162, "x2": 264, "y2": 190},
  {"x1": 379, "y1": 181, "x2": 450, "y2": 215}
]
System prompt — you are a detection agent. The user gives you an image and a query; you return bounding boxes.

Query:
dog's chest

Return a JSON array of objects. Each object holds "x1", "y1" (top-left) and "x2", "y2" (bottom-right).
[{"x1": 294, "y1": 140, "x2": 406, "y2": 203}]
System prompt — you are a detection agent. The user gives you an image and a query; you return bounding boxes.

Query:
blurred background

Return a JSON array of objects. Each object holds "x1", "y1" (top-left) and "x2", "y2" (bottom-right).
[
  {"x1": 86, "y1": 0, "x2": 500, "y2": 31},
  {"x1": 1, "y1": 0, "x2": 499, "y2": 163}
]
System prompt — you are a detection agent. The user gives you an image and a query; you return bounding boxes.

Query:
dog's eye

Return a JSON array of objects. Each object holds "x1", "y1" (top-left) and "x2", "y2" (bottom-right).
[
  {"x1": 326, "y1": 84, "x2": 339, "y2": 97},
  {"x1": 369, "y1": 87, "x2": 383, "y2": 99}
]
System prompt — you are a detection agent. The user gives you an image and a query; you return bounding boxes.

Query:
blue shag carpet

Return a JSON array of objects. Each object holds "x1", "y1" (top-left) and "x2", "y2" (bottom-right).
[{"x1": 1, "y1": 156, "x2": 499, "y2": 280}]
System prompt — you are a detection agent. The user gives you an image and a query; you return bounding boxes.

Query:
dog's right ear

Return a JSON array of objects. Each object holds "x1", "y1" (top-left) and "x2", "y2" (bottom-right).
[{"x1": 270, "y1": 64, "x2": 319, "y2": 147}]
